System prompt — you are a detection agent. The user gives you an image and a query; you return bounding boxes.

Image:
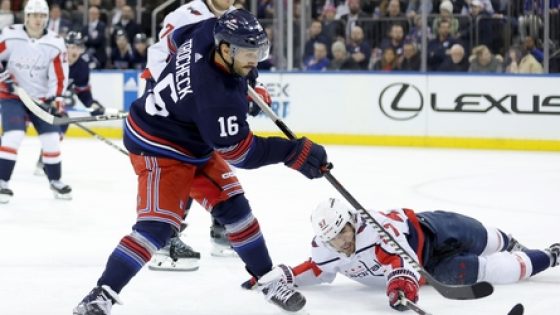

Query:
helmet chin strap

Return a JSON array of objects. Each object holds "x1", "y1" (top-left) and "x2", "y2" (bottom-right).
[{"x1": 217, "y1": 44, "x2": 240, "y2": 76}]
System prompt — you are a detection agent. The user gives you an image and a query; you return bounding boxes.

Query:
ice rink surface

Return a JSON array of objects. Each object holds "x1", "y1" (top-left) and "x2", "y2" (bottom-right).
[{"x1": 0, "y1": 138, "x2": 558, "y2": 315}]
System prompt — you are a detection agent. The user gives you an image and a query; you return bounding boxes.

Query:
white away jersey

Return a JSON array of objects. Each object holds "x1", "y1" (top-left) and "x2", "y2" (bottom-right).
[
  {"x1": 145, "y1": 0, "x2": 233, "y2": 81},
  {"x1": 293, "y1": 208, "x2": 422, "y2": 288},
  {"x1": 0, "y1": 25, "x2": 68, "y2": 99}
]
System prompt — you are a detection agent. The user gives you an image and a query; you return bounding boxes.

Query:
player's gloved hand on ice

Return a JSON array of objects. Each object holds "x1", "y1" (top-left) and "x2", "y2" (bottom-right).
[
  {"x1": 284, "y1": 137, "x2": 329, "y2": 179},
  {"x1": 43, "y1": 97, "x2": 66, "y2": 117},
  {"x1": 247, "y1": 83, "x2": 271, "y2": 116},
  {"x1": 0, "y1": 70, "x2": 16, "y2": 94},
  {"x1": 386, "y1": 269, "x2": 419, "y2": 311},
  {"x1": 89, "y1": 100, "x2": 105, "y2": 116}
]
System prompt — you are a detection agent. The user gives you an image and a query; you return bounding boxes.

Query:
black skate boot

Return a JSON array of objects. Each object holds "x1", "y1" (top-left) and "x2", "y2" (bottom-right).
[
  {"x1": 506, "y1": 235, "x2": 528, "y2": 252},
  {"x1": 260, "y1": 265, "x2": 306, "y2": 312},
  {"x1": 148, "y1": 236, "x2": 200, "y2": 271},
  {"x1": 50, "y1": 180, "x2": 72, "y2": 200},
  {"x1": 170, "y1": 236, "x2": 201, "y2": 260},
  {"x1": 210, "y1": 219, "x2": 237, "y2": 257},
  {"x1": 546, "y1": 243, "x2": 560, "y2": 267},
  {"x1": 73, "y1": 285, "x2": 122, "y2": 315},
  {"x1": 0, "y1": 180, "x2": 13, "y2": 204}
]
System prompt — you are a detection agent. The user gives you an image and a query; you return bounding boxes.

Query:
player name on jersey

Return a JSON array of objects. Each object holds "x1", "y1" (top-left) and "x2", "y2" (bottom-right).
[{"x1": 176, "y1": 38, "x2": 194, "y2": 99}]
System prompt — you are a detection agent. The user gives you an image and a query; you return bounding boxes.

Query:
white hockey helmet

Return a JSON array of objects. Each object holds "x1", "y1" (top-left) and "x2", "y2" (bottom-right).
[
  {"x1": 24, "y1": 0, "x2": 49, "y2": 29},
  {"x1": 25, "y1": 0, "x2": 49, "y2": 16},
  {"x1": 311, "y1": 198, "x2": 355, "y2": 243}
]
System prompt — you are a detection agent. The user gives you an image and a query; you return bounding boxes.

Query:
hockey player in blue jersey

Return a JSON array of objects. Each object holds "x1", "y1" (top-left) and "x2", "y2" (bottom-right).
[
  {"x1": 63, "y1": 31, "x2": 105, "y2": 116},
  {"x1": 73, "y1": 9, "x2": 329, "y2": 315}
]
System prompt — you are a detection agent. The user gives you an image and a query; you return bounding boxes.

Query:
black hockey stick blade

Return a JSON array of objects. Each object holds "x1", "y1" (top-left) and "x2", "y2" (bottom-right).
[
  {"x1": 507, "y1": 303, "x2": 524, "y2": 315},
  {"x1": 422, "y1": 271, "x2": 494, "y2": 300}
]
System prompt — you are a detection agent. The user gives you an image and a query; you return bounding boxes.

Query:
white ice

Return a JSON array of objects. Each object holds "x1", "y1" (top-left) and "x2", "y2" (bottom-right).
[{"x1": 0, "y1": 138, "x2": 558, "y2": 315}]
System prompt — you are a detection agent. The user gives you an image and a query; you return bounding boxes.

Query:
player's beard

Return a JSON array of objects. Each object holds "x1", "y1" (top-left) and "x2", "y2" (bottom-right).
[{"x1": 232, "y1": 61, "x2": 255, "y2": 78}]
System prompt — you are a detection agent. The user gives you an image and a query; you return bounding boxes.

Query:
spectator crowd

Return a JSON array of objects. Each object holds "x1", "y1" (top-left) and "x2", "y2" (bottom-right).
[
  {"x1": 1, "y1": 0, "x2": 558, "y2": 72},
  {"x1": 294, "y1": 0, "x2": 560, "y2": 73}
]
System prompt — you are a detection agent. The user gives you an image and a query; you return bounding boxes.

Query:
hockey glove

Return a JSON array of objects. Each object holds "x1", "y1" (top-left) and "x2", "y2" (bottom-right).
[
  {"x1": 0, "y1": 71, "x2": 15, "y2": 94},
  {"x1": 247, "y1": 83, "x2": 271, "y2": 116},
  {"x1": 89, "y1": 100, "x2": 106, "y2": 116},
  {"x1": 386, "y1": 269, "x2": 419, "y2": 311},
  {"x1": 284, "y1": 137, "x2": 328, "y2": 179},
  {"x1": 43, "y1": 97, "x2": 66, "y2": 117}
]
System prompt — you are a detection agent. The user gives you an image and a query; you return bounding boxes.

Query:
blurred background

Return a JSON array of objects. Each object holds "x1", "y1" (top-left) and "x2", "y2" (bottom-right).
[{"x1": 3, "y1": 0, "x2": 558, "y2": 73}]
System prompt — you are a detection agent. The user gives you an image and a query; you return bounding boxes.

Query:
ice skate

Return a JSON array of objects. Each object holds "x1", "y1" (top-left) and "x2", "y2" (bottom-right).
[
  {"x1": 0, "y1": 180, "x2": 13, "y2": 204},
  {"x1": 506, "y1": 235, "x2": 528, "y2": 252},
  {"x1": 73, "y1": 285, "x2": 122, "y2": 315},
  {"x1": 259, "y1": 265, "x2": 306, "y2": 312},
  {"x1": 210, "y1": 221, "x2": 238, "y2": 257},
  {"x1": 50, "y1": 180, "x2": 72, "y2": 200},
  {"x1": 545, "y1": 243, "x2": 560, "y2": 267},
  {"x1": 149, "y1": 236, "x2": 200, "y2": 271},
  {"x1": 34, "y1": 155, "x2": 45, "y2": 176}
]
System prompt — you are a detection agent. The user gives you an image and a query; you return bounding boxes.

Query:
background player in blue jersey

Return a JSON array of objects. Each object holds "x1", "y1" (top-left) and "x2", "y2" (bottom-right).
[{"x1": 73, "y1": 9, "x2": 329, "y2": 315}]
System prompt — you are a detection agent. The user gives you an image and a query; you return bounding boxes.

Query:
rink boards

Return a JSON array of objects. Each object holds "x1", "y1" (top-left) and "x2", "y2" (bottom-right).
[{"x1": 29, "y1": 70, "x2": 560, "y2": 151}]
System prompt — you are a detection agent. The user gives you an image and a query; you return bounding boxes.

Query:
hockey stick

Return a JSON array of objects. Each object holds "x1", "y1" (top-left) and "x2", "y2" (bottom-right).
[
  {"x1": 399, "y1": 292, "x2": 432, "y2": 315},
  {"x1": 13, "y1": 86, "x2": 128, "y2": 125},
  {"x1": 507, "y1": 303, "x2": 524, "y2": 315},
  {"x1": 72, "y1": 122, "x2": 129, "y2": 156},
  {"x1": 398, "y1": 292, "x2": 524, "y2": 315},
  {"x1": 247, "y1": 86, "x2": 493, "y2": 300}
]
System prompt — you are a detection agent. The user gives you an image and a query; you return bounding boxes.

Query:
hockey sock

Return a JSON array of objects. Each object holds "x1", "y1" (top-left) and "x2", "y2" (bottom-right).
[
  {"x1": 39, "y1": 132, "x2": 63, "y2": 180},
  {"x1": 213, "y1": 195, "x2": 273, "y2": 277},
  {"x1": 481, "y1": 227, "x2": 509, "y2": 255},
  {"x1": 97, "y1": 221, "x2": 172, "y2": 293},
  {"x1": 0, "y1": 130, "x2": 25, "y2": 181},
  {"x1": 43, "y1": 162, "x2": 61, "y2": 181},
  {"x1": 479, "y1": 250, "x2": 550, "y2": 284},
  {"x1": 524, "y1": 249, "x2": 551, "y2": 276},
  {"x1": 0, "y1": 158, "x2": 16, "y2": 181}
]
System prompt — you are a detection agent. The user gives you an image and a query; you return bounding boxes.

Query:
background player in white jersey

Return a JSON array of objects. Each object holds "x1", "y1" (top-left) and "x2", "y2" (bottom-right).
[
  {"x1": 34, "y1": 31, "x2": 107, "y2": 176},
  {"x1": 243, "y1": 198, "x2": 560, "y2": 311},
  {"x1": 0, "y1": 0, "x2": 71, "y2": 203},
  {"x1": 144, "y1": 0, "x2": 244, "y2": 271}
]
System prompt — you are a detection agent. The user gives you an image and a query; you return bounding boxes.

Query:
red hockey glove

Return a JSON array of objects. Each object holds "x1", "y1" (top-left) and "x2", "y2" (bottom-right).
[
  {"x1": 0, "y1": 71, "x2": 16, "y2": 94},
  {"x1": 386, "y1": 269, "x2": 419, "y2": 311},
  {"x1": 284, "y1": 137, "x2": 328, "y2": 179},
  {"x1": 247, "y1": 83, "x2": 271, "y2": 116}
]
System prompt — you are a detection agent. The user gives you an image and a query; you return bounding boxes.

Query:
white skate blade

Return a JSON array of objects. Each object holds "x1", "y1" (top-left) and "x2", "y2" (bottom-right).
[
  {"x1": 0, "y1": 194, "x2": 11, "y2": 204},
  {"x1": 34, "y1": 167, "x2": 45, "y2": 176},
  {"x1": 53, "y1": 192, "x2": 73, "y2": 200},
  {"x1": 211, "y1": 243, "x2": 238, "y2": 257},
  {"x1": 148, "y1": 254, "x2": 199, "y2": 271}
]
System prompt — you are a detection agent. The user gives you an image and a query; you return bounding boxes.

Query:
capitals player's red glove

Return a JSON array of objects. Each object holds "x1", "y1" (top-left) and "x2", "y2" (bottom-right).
[
  {"x1": 386, "y1": 269, "x2": 419, "y2": 311},
  {"x1": 284, "y1": 137, "x2": 329, "y2": 179},
  {"x1": 247, "y1": 83, "x2": 271, "y2": 116},
  {"x1": 0, "y1": 70, "x2": 16, "y2": 94}
]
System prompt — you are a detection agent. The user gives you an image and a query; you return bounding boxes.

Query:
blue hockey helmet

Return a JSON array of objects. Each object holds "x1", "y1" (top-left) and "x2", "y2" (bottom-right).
[
  {"x1": 65, "y1": 31, "x2": 84, "y2": 46},
  {"x1": 213, "y1": 9, "x2": 269, "y2": 62}
]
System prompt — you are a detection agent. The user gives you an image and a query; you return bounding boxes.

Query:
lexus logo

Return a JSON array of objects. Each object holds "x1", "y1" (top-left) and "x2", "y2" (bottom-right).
[{"x1": 379, "y1": 83, "x2": 423, "y2": 121}]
